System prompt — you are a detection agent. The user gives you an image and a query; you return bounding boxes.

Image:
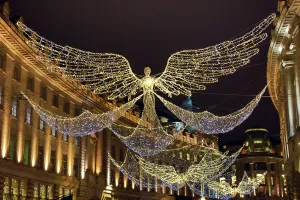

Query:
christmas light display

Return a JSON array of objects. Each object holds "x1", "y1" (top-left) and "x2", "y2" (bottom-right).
[
  {"x1": 236, "y1": 171, "x2": 267, "y2": 195},
  {"x1": 154, "y1": 85, "x2": 266, "y2": 134},
  {"x1": 22, "y1": 93, "x2": 143, "y2": 136},
  {"x1": 17, "y1": 14, "x2": 275, "y2": 100},
  {"x1": 109, "y1": 92, "x2": 182, "y2": 156}
]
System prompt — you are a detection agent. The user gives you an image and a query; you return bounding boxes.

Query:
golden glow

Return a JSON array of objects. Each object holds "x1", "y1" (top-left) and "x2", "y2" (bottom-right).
[
  {"x1": 245, "y1": 128, "x2": 268, "y2": 133},
  {"x1": 45, "y1": 159, "x2": 49, "y2": 171},
  {"x1": 17, "y1": 14, "x2": 275, "y2": 100}
]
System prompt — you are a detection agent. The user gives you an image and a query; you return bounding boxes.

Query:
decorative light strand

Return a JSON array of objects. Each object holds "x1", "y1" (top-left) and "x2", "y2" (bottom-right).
[
  {"x1": 154, "y1": 86, "x2": 266, "y2": 134},
  {"x1": 23, "y1": 93, "x2": 143, "y2": 136},
  {"x1": 109, "y1": 92, "x2": 182, "y2": 156},
  {"x1": 17, "y1": 14, "x2": 275, "y2": 99}
]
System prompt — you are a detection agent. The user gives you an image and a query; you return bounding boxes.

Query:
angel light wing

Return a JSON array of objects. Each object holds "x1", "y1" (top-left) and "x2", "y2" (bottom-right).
[
  {"x1": 155, "y1": 14, "x2": 275, "y2": 97},
  {"x1": 17, "y1": 22, "x2": 141, "y2": 100}
]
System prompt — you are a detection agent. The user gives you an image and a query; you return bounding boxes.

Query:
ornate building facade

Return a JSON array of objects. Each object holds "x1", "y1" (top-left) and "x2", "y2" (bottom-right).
[
  {"x1": 267, "y1": 0, "x2": 300, "y2": 199},
  {"x1": 0, "y1": 2, "x2": 218, "y2": 200},
  {"x1": 223, "y1": 128, "x2": 285, "y2": 199}
]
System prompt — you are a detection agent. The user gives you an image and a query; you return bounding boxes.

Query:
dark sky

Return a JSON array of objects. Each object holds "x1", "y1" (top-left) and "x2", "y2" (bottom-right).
[{"x1": 10, "y1": 0, "x2": 279, "y2": 145}]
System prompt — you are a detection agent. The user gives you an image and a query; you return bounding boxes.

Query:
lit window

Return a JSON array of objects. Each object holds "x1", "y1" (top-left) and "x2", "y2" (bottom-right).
[
  {"x1": 39, "y1": 118, "x2": 45, "y2": 131},
  {"x1": 245, "y1": 141, "x2": 249, "y2": 146},
  {"x1": 256, "y1": 174, "x2": 265, "y2": 184},
  {"x1": 179, "y1": 152, "x2": 183, "y2": 159},
  {"x1": 187, "y1": 153, "x2": 190, "y2": 160},
  {"x1": 232, "y1": 176, "x2": 236, "y2": 185},
  {"x1": 51, "y1": 128, "x2": 57, "y2": 137},
  {"x1": 25, "y1": 105, "x2": 32, "y2": 124},
  {"x1": 11, "y1": 95, "x2": 18, "y2": 117},
  {"x1": 63, "y1": 134, "x2": 68, "y2": 142},
  {"x1": 254, "y1": 140, "x2": 263, "y2": 144},
  {"x1": 194, "y1": 155, "x2": 198, "y2": 162}
]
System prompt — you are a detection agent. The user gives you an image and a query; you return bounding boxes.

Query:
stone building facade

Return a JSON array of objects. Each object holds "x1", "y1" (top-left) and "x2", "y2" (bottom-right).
[
  {"x1": 0, "y1": 2, "x2": 218, "y2": 200},
  {"x1": 267, "y1": 0, "x2": 300, "y2": 199},
  {"x1": 223, "y1": 128, "x2": 285, "y2": 199}
]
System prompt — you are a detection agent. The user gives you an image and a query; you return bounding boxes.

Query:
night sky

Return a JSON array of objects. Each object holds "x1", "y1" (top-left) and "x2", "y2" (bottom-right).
[{"x1": 10, "y1": 0, "x2": 279, "y2": 145}]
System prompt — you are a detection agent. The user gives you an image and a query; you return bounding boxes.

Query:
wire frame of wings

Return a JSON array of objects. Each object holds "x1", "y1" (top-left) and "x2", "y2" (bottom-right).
[
  {"x1": 109, "y1": 93, "x2": 183, "y2": 156},
  {"x1": 109, "y1": 147, "x2": 242, "y2": 195},
  {"x1": 23, "y1": 93, "x2": 143, "y2": 136},
  {"x1": 154, "y1": 85, "x2": 266, "y2": 134}
]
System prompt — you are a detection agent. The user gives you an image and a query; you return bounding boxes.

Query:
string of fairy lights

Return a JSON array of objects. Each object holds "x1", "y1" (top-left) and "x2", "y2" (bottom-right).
[
  {"x1": 16, "y1": 13, "x2": 275, "y2": 198},
  {"x1": 23, "y1": 93, "x2": 143, "y2": 136},
  {"x1": 154, "y1": 85, "x2": 266, "y2": 134}
]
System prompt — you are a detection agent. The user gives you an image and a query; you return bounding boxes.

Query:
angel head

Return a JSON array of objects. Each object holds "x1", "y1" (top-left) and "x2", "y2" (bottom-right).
[{"x1": 144, "y1": 66, "x2": 151, "y2": 76}]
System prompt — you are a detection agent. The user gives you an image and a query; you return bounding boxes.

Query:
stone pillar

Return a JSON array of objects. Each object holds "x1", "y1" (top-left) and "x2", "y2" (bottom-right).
[
  {"x1": 80, "y1": 136, "x2": 87, "y2": 179},
  {"x1": 282, "y1": 60, "x2": 297, "y2": 138},
  {"x1": 267, "y1": 163, "x2": 272, "y2": 196},
  {"x1": 1, "y1": 54, "x2": 14, "y2": 158},
  {"x1": 67, "y1": 102, "x2": 75, "y2": 176},
  {"x1": 30, "y1": 78, "x2": 40, "y2": 167},
  {"x1": 278, "y1": 162, "x2": 284, "y2": 197},
  {"x1": 249, "y1": 162, "x2": 256, "y2": 196},
  {"x1": 95, "y1": 131, "x2": 104, "y2": 175},
  {"x1": 104, "y1": 128, "x2": 111, "y2": 186},
  {"x1": 55, "y1": 94, "x2": 64, "y2": 174},
  {"x1": 43, "y1": 87, "x2": 53, "y2": 170},
  {"x1": 16, "y1": 67, "x2": 27, "y2": 163},
  {"x1": 293, "y1": 28, "x2": 300, "y2": 127}
]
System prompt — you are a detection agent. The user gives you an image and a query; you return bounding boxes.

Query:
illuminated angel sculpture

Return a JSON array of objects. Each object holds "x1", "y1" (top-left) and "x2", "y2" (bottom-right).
[{"x1": 17, "y1": 13, "x2": 275, "y2": 136}]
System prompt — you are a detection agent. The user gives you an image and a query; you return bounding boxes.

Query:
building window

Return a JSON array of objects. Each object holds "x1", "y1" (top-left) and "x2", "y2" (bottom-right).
[
  {"x1": 187, "y1": 153, "x2": 190, "y2": 160},
  {"x1": 63, "y1": 101, "x2": 70, "y2": 114},
  {"x1": 74, "y1": 136, "x2": 79, "y2": 146},
  {"x1": 194, "y1": 155, "x2": 198, "y2": 162},
  {"x1": 9, "y1": 134, "x2": 16, "y2": 161},
  {"x1": 111, "y1": 146, "x2": 116, "y2": 159},
  {"x1": 40, "y1": 85, "x2": 47, "y2": 100},
  {"x1": 120, "y1": 148, "x2": 124, "y2": 162},
  {"x1": 13, "y1": 65, "x2": 20, "y2": 81},
  {"x1": 27, "y1": 76, "x2": 34, "y2": 91},
  {"x1": 62, "y1": 155, "x2": 67, "y2": 176},
  {"x1": 25, "y1": 104, "x2": 32, "y2": 124},
  {"x1": 270, "y1": 163, "x2": 275, "y2": 171},
  {"x1": 24, "y1": 140, "x2": 31, "y2": 166},
  {"x1": 50, "y1": 150, "x2": 56, "y2": 173},
  {"x1": 256, "y1": 173, "x2": 265, "y2": 184},
  {"x1": 0, "y1": 86, "x2": 3, "y2": 109},
  {"x1": 51, "y1": 128, "x2": 57, "y2": 137},
  {"x1": 179, "y1": 152, "x2": 183, "y2": 159},
  {"x1": 0, "y1": 52, "x2": 4, "y2": 70},
  {"x1": 39, "y1": 118, "x2": 45, "y2": 131},
  {"x1": 11, "y1": 95, "x2": 18, "y2": 117},
  {"x1": 75, "y1": 108, "x2": 81, "y2": 116},
  {"x1": 254, "y1": 140, "x2": 263, "y2": 144},
  {"x1": 74, "y1": 157, "x2": 79, "y2": 178},
  {"x1": 254, "y1": 162, "x2": 267, "y2": 170},
  {"x1": 63, "y1": 134, "x2": 68, "y2": 142},
  {"x1": 52, "y1": 94, "x2": 59, "y2": 107},
  {"x1": 38, "y1": 146, "x2": 44, "y2": 169}
]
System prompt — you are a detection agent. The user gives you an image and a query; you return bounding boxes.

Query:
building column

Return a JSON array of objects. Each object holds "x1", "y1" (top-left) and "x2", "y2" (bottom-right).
[
  {"x1": 282, "y1": 60, "x2": 297, "y2": 138},
  {"x1": 67, "y1": 102, "x2": 75, "y2": 177},
  {"x1": 16, "y1": 67, "x2": 28, "y2": 163},
  {"x1": 104, "y1": 128, "x2": 112, "y2": 186},
  {"x1": 80, "y1": 136, "x2": 87, "y2": 179},
  {"x1": 278, "y1": 162, "x2": 284, "y2": 197},
  {"x1": 267, "y1": 163, "x2": 272, "y2": 196},
  {"x1": 95, "y1": 131, "x2": 103, "y2": 175},
  {"x1": 30, "y1": 78, "x2": 40, "y2": 168},
  {"x1": 249, "y1": 162, "x2": 255, "y2": 196},
  {"x1": 293, "y1": 28, "x2": 300, "y2": 127},
  {"x1": 1, "y1": 54, "x2": 14, "y2": 158},
  {"x1": 115, "y1": 146, "x2": 120, "y2": 187},
  {"x1": 43, "y1": 88, "x2": 53, "y2": 170},
  {"x1": 55, "y1": 94, "x2": 64, "y2": 174}
]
